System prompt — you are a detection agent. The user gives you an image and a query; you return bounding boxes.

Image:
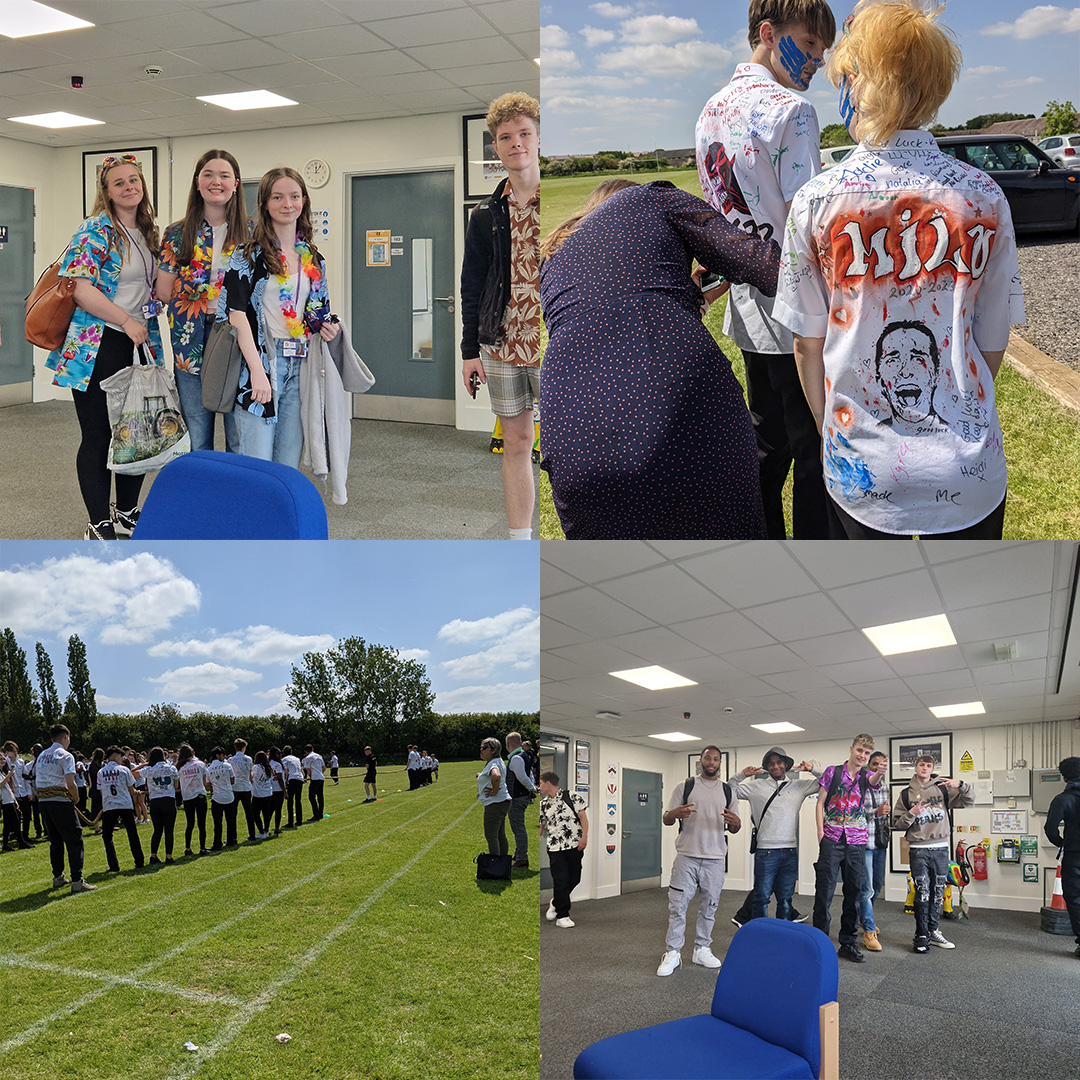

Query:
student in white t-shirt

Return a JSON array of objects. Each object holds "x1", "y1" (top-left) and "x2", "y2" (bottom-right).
[
  {"x1": 281, "y1": 745, "x2": 304, "y2": 827},
  {"x1": 176, "y1": 743, "x2": 212, "y2": 857},
  {"x1": 250, "y1": 751, "x2": 275, "y2": 839},
  {"x1": 330, "y1": 752, "x2": 339, "y2": 785},
  {"x1": 206, "y1": 746, "x2": 237, "y2": 849},
  {"x1": 269, "y1": 747, "x2": 286, "y2": 835},
  {"x1": 302, "y1": 744, "x2": 325, "y2": 822},
  {"x1": 144, "y1": 746, "x2": 180, "y2": 864},
  {"x1": 228, "y1": 738, "x2": 255, "y2": 842},
  {"x1": 98, "y1": 746, "x2": 145, "y2": 872}
]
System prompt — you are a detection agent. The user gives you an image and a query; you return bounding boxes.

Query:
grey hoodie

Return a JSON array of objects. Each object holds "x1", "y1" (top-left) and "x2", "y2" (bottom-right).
[
  {"x1": 892, "y1": 776, "x2": 973, "y2": 847},
  {"x1": 728, "y1": 761, "x2": 822, "y2": 849}
]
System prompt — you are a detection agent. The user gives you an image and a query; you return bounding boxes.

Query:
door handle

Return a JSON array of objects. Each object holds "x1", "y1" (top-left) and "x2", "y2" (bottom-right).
[
  {"x1": 622, "y1": 831, "x2": 631, "y2": 838},
  {"x1": 434, "y1": 294, "x2": 454, "y2": 313}
]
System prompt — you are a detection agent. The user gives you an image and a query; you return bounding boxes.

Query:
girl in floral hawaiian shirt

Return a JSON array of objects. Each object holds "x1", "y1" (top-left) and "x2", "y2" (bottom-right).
[
  {"x1": 157, "y1": 149, "x2": 250, "y2": 454},
  {"x1": 219, "y1": 167, "x2": 340, "y2": 468},
  {"x1": 46, "y1": 155, "x2": 163, "y2": 540}
]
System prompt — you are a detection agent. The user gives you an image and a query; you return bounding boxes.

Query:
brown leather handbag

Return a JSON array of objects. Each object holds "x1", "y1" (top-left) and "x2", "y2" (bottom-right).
[{"x1": 25, "y1": 256, "x2": 77, "y2": 350}]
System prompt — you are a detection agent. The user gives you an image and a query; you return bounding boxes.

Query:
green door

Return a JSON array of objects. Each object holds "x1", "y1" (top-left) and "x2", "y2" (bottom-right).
[
  {"x1": 621, "y1": 769, "x2": 663, "y2": 892},
  {"x1": 0, "y1": 184, "x2": 36, "y2": 404}
]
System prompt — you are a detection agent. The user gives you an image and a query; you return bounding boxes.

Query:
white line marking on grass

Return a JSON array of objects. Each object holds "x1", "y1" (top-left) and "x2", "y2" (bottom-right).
[
  {"x1": 0, "y1": 956, "x2": 248, "y2": 1007},
  {"x1": 157, "y1": 802, "x2": 479, "y2": 1080},
  {"x1": 0, "y1": 793, "x2": 462, "y2": 1058}
]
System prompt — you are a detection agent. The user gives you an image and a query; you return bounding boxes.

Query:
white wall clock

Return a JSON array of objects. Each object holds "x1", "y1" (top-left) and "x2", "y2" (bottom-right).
[{"x1": 304, "y1": 158, "x2": 330, "y2": 188}]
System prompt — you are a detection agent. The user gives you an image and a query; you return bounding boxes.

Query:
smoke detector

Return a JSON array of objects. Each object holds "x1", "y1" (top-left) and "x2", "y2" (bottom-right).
[
  {"x1": 144, "y1": 65, "x2": 163, "y2": 77},
  {"x1": 994, "y1": 641, "x2": 1018, "y2": 662},
  {"x1": 596, "y1": 711, "x2": 621, "y2": 721}
]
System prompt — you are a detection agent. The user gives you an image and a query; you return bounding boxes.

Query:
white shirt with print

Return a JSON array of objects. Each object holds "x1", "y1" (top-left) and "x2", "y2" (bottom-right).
[
  {"x1": 99, "y1": 762, "x2": 136, "y2": 812},
  {"x1": 206, "y1": 759, "x2": 235, "y2": 804},
  {"x1": 145, "y1": 761, "x2": 179, "y2": 800},
  {"x1": 282, "y1": 754, "x2": 303, "y2": 782},
  {"x1": 772, "y1": 130, "x2": 1023, "y2": 533},
  {"x1": 228, "y1": 752, "x2": 253, "y2": 792},
  {"x1": 302, "y1": 752, "x2": 324, "y2": 781},
  {"x1": 696, "y1": 63, "x2": 820, "y2": 353},
  {"x1": 34, "y1": 743, "x2": 75, "y2": 801},
  {"x1": 178, "y1": 759, "x2": 210, "y2": 801}
]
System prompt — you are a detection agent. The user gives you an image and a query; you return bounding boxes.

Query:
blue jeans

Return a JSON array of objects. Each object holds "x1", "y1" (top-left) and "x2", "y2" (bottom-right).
[
  {"x1": 859, "y1": 845, "x2": 887, "y2": 931},
  {"x1": 175, "y1": 368, "x2": 238, "y2": 453},
  {"x1": 751, "y1": 847, "x2": 798, "y2": 920},
  {"x1": 232, "y1": 341, "x2": 304, "y2": 468}
]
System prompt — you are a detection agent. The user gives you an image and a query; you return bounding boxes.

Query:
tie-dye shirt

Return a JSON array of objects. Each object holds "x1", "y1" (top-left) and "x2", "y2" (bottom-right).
[
  {"x1": 773, "y1": 130, "x2": 1023, "y2": 534},
  {"x1": 819, "y1": 764, "x2": 869, "y2": 845}
]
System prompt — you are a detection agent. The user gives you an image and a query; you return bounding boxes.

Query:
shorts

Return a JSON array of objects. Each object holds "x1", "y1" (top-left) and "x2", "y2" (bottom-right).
[{"x1": 481, "y1": 347, "x2": 540, "y2": 419}]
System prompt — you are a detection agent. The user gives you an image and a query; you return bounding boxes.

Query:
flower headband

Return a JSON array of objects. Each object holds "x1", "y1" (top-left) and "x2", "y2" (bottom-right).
[{"x1": 101, "y1": 153, "x2": 138, "y2": 170}]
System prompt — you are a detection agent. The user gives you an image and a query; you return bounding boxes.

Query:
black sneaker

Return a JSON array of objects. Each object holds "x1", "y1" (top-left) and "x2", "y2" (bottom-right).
[
  {"x1": 913, "y1": 939, "x2": 929, "y2": 954},
  {"x1": 149, "y1": 855, "x2": 161, "y2": 865},
  {"x1": 84, "y1": 519, "x2": 117, "y2": 540},
  {"x1": 112, "y1": 504, "x2": 140, "y2": 537},
  {"x1": 838, "y1": 943, "x2": 866, "y2": 963}
]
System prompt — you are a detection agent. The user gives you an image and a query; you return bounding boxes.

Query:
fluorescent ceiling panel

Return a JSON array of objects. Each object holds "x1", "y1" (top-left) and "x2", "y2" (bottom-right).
[
  {"x1": 609, "y1": 665, "x2": 697, "y2": 691},
  {"x1": 751, "y1": 722, "x2": 805, "y2": 734},
  {"x1": 862, "y1": 614, "x2": 957, "y2": 656},
  {"x1": 1, "y1": 1, "x2": 92, "y2": 38},
  {"x1": 197, "y1": 90, "x2": 298, "y2": 111},
  {"x1": 7, "y1": 111, "x2": 103, "y2": 127},
  {"x1": 649, "y1": 731, "x2": 700, "y2": 742},
  {"x1": 929, "y1": 701, "x2": 986, "y2": 719}
]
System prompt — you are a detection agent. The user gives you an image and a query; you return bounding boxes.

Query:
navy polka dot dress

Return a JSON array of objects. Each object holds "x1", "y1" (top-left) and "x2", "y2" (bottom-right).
[{"x1": 540, "y1": 181, "x2": 781, "y2": 539}]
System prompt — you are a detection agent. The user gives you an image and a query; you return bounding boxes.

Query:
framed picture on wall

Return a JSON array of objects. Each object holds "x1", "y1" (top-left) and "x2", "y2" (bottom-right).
[
  {"x1": 463, "y1": 114, "x2": 507, "y2": 199},
  {"x1": 889, "y1": 733, "x2": 953, "y2": 783},
  {"x1": 82, "y1": 146, "x2": 158, "y2": 218},
  {"x1": 576, "y1": 741, "x2": 590, "y2": 764}
]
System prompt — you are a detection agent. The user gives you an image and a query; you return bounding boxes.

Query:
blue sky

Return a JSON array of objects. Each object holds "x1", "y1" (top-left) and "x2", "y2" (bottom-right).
[
  {"x1": 0, "y1": 541, "x2": 539, "y2": 719},
  {"x1": 541, "y1": 2, "x2": 1080, "y2": 154}
]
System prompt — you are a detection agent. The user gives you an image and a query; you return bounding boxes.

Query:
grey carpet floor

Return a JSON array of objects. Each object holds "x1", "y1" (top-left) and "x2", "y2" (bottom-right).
[
  {"x1": 0, "y1": 400, "x2": 538, "y2": 540},
  {"x1": 541, "y1": 888, "x2": 1080, "y2": 1080}
]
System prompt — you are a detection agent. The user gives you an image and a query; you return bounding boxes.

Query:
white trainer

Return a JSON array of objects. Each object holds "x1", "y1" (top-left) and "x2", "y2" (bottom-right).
[
  {"x1": 555, "y1": 916, "x2": 575, "y2": 928},
  {"x1": 656, "y1": 949, "x2": 682, "y2": 976},
  {"x1": 692, "y1": 946, "x2": 722, "y2": 969},
  {"x1": 546, "y1": 900, "x2": 557, "y2": 922},
  {"x1": 928, "y1": 930, "x2": 955, "y2": 949}
]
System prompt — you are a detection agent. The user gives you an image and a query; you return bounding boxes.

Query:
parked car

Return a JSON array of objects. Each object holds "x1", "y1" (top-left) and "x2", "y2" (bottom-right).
[
  {"x1": 820, "y1": 145, "x2": 855, "y2": 170},
  {"x1": 1037, "y1": 133, "x2": 1080, "y2": 169},
  {"x1": 934, "y1": 134, "x2": 1079, "y2": 233}
]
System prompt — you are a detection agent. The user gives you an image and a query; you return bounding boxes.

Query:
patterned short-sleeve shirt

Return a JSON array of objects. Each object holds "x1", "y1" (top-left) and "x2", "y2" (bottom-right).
[
  {"x1": 819, "y1": 764, "x2": 869, "y2": 845},
  {"x1": 487, "y1": 188, "x2": 541, "y2": 367},
  {"x1": 540, "y1": 789, "x2": 585, "y2": 852}
]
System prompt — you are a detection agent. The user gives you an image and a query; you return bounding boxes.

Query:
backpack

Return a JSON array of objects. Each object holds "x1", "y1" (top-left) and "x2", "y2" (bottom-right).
[
  {"x1": 678, "y1": 776, "x2": 732, "y2": 833},
  {"x1": 507, "y1": 747, "x2": 536, "y2": 799},
  {"x1": 823, "y1": 764, "x2": 869, "y2": 812},
  {"x1": 559, "y1": 788, "x2": 581, "y2": 826}
]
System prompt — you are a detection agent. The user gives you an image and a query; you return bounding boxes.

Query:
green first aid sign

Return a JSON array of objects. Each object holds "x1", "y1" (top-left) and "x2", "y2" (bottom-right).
[{"x1": 1022, "y1": 862, "x2": 1039, "y2": 883}]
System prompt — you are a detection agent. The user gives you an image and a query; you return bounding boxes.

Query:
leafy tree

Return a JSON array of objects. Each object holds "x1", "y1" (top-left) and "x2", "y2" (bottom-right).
[
  {"x1": 1042, "y1": 100, "x2": 1078, "y2": 138},
  {"x1": 36, "y1": 642, "x2": 60, "y2": 726},
  {"x1": 1, "y1": 628, "x2": 40, "y2": 747},
  {"x1": 819, "y1": 123, "x2": 855, "y2": 148},
  {"x1": 63, "y1": 633, "x2": 97, "y2": 741},
  {"x1": 963, "y1": 112, "x2": 1034, "y2": 131}
]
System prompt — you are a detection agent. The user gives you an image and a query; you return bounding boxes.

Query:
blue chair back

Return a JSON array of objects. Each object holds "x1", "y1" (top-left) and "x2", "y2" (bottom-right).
[
  {"x1": 710, "y1": 919, "x2": 838, "y2": 1078},
  {"x1": 134, "y1": 451, "x2": 328, "y2": 539}
]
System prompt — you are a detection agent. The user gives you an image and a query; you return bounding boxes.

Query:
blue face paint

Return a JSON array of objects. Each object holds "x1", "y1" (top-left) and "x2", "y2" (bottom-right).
[
  {"x1": 777, "y1": 34, "x2": 822, "y2": 90},
  {"x1": 839, "y1": 75, "x2": 857, "y2": 133}
]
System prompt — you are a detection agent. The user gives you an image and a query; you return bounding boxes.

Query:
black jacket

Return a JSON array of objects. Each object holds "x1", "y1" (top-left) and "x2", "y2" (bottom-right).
[
  {"x1": 1045, "y1": 780, "x2": 1080, "y2": 851},
  {"x1": 460, "y1": 178, "x2": 511, "y2": 360}
]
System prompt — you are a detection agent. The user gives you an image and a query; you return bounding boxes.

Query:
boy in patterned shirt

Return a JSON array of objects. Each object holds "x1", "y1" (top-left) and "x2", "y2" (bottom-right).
[{"x1": 539, "y1": 771, "x2": 588, "y2": 929}]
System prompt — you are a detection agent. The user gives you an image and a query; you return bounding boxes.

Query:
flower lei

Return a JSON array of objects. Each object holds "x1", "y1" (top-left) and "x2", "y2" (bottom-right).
[{"x1": 277, "y1": 238, "x2": 321, "y2": 337}]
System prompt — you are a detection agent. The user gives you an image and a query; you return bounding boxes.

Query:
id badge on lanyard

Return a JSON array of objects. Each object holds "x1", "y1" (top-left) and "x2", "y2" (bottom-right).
[{"x1": 283, "y1": 338, "x2": 307, "y2": 358}]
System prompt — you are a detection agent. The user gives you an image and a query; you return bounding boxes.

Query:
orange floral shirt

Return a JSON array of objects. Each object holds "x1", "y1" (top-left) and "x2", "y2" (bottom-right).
[{"x1": 488, "y1": 187, "x2": 541, "y2": 367}]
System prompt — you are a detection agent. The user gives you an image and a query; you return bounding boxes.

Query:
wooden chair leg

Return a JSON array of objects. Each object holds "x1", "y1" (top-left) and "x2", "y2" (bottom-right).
[{"x1": 818, "y1": 1000, "x2": 839, "y2": 1080}]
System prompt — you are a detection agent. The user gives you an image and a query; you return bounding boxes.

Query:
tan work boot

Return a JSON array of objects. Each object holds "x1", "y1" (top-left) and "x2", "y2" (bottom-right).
[{"x1": 862, "y1": 930, "x2": 882, "y2": 951}]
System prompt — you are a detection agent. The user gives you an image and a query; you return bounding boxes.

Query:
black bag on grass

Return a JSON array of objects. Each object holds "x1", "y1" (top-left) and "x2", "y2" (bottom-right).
[{"x1": 476, "y1": 852, "x2": 512, "y2": 880}]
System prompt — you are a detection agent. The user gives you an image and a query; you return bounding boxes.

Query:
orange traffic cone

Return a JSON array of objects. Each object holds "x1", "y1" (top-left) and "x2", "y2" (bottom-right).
[{"x1": 1051, "y1": 859, "x2": 1067, "y2": 911}]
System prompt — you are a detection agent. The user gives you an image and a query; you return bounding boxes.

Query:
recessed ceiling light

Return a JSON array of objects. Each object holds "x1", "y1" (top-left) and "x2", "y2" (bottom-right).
[
  {"x1": 609, "y1": 665, "x2": 697, "y2": 690},
  {"x1": 8, "y1": 112, "x2": 103, "y2": 128},
  {"x1": 0, "y1": 1, "x2": 93, "y2": 38},
  {"x1": 751, "y1": 722, "x2": 805, "y2": 734},
  {"x1": 862, "y1": 614, "x2": 956, "y2": 656},
  {"x1": 929, "y1": 701, "x2": 985, "y2": 719},
  {"x1": 649, "y1": 731, "x2": 700, "y2": 742},
  {"x1": 197, "y1": 90, "x2": 298, "y2": 111}
]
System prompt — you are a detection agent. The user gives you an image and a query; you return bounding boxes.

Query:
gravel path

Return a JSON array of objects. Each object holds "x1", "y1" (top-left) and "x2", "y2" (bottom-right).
[{"x1": 1013, "y1": 232, "x2": 1079, "y2": 371}]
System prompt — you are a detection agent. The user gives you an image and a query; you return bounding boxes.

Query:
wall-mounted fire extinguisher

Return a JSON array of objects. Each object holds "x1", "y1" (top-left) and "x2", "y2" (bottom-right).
[{"x1": 972, "y1": 840, "x2": 989, "y2": 880}]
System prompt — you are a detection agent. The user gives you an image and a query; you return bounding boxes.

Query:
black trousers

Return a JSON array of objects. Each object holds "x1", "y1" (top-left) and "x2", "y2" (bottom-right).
[
  {"x1": 71, "y1": 325, "x2": 147, "y2": 524},
  {"x1": 149, "y1": 797, "x2": 176, "y2": 857},
  {"x1": 286, "y1": 779, "x2": 303, "y2": 825},
  {"x1": 830, "y1": 493, "x2": 1007, "y2": 540},
  {"x1": 1062, "y1": 850, "x2": 1080, "y2": 945},
  {"x1": 548, "y1": 848, "x2": 583, "y2": 918},
  {"x1": 742, "y1": 350, "x2": 830, "y2": 540},
  {"x1": 211, "y1": 798, "x2": 238, "y2": 847},
  {"x1": 234, "y1": 789, "x2": 256, "y2": 840},
  {"x1": 102, "y1": 807, "x2": 144, "y2": 870},
  {"x1": 252, "y1": 795, "x2": 273, "y2": 833},
  {"x1": 183, "y1": 795, "x2": 207, "y2": 850},
  {"x1": 813, "y1": 835, "x2": 865, "y2": 946},
  {"x1": 17, "y1": 796, "x2": 33, "y2": 842},
  {"x1": 2, "y1": 802, "x2": 24, "y2": 848},
  {"x1": 408, "y1": 768, "x2": 419, "y2": 790},
  {"x1": 270, "y1": 789, "x2": 284, "y2": 832},
  {"x1": 40, "y1": 801, "x2": 84, "y2": 882},
  {"x1": 308, "y1": 779, "x2": 324, "y2": 820}
]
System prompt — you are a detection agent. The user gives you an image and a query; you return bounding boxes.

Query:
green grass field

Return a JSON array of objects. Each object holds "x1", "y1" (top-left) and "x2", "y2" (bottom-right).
[
  {"x1": 0, "y1": 763, "x2": 537, "y2": 1080},
  {"x1": 536, "y1": 169, "x2": 1080, "y2": 540}
]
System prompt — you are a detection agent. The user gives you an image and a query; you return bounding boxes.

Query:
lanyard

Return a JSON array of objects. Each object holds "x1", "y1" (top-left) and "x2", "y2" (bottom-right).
[{"x1": 121, "y1": 224, "x2": 154, "y2": 294}]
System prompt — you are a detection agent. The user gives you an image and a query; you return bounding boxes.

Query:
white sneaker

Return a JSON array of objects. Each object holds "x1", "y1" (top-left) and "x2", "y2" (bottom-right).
[
  {"x1": 546, "y1": 900, "x2": 557, "y2": 922},
  {"x1": 692, "y1": 946, "x2": 722, "y2": 969},
  {"x1": 656, "y1": 949, "x2": 681, "y2": 976},
  {"x1": 71, "y1": 880, "x2": 97, "y2": 894},
  {"x1": 929, "y1": 930, "x2": 955, "y2": 949},
  {"x1": 52, "y1": 875, "x2": 69, "y2": 888},
  {"x1": 555, "y1": 916, "x2": 575, "y2": 928}
]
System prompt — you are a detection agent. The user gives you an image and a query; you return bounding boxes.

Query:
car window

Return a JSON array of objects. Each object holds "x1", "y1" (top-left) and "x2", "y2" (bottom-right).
[
  {"x1": 1044, "y1": 137, "x2": 1062, "y2": 149},
  {"x1": 938, "y1": 144, "x2": 959, "y2": 159},
  {"x1": 995, "y1": 142, "x2": 1041, "y2": 170},
  {"x1": 967, "y1": 144, "x2": 997, "y2": 170},
  {"x1": 1068, "y1": 137, "x2": 1080, "y2": 148}
]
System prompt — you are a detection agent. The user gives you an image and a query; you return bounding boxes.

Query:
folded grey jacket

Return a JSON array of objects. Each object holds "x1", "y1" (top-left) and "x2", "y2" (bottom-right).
[{"x1": 729, "y1": 765, "x2": 822, "y2": 849}]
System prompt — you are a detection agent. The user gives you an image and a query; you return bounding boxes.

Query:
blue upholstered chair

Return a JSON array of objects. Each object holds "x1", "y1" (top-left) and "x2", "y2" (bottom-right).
[
  {"x1": 573, "y1": 919, "x2": 839, "y2": 1080},
  {"x1": 133, "y1": 451, "x2": 328, "y2": 539}
]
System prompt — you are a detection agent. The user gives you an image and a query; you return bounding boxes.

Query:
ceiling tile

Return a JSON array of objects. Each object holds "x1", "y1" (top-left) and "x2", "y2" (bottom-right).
[
  {"x1": 540, "y1": 587, "x2": 656, "y2": 641},
  {"x1": 681, "y1": 544, "x2": 817, "y2": 608},
  {"x1": 598, "y1": 564, "x2": 730, "y2": 625},
  {"x1": 791, "y1": 542, "x2": 927, "y2": 588},
  {"x1": 726, "y1": 645, "x2": 807, "y2": 677},
  {"x1": 933, "y1": 542, "x2": 1056, "y2": 609},
  {"x1": 365, "y1": 7, "x2": 496, "y2": 46},
  {"x1": 828, "y1": 569, "x2": 941, "y2": 626},
  {"x1": 744, "y1": 593, "x2": 853, "y2": 640},
  {"x1": 788, "y1": 630, "x2": 880, "y2": 667},
  {"x1": 669, "y1": 610, "x2": 776, "y2": 653},
  {"x1": 607, "y1": 627, "x2": 711, "y2": 665}
]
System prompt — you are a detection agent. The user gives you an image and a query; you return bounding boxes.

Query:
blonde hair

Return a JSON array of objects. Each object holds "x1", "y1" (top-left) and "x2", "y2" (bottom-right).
[
  {"x1": 91, "y1": 158, "x2": 159, "y2": 256},
  {"x1": 486, "y1": 92, "x2": 540, "y2": 138},
  {"x1": 748, "y1": 0, "x2": 836, "y2": 47},
  {"x1": 539, "y1": 179, "x2": 637, "y2": 261},
  {"x1": 852, "y1": 734, "x2": 875, "y2": 750},
  {"x1": 827, "y1": 0, "x2": 961, "y2": 146}
]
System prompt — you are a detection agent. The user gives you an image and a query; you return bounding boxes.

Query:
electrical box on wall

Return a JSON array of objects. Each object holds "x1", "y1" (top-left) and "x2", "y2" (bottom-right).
[
  {"x1": 992, "y1": 769, "x2": 1031, "y2": 797},
  {"x1": 1031, "y1": 768, "x2": 1066, "y2": 814}
]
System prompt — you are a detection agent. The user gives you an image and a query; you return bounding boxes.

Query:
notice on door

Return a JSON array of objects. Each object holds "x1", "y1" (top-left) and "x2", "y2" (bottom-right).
[{"x1": 366, "y1": 229, "x2": 391, "y2": 266}]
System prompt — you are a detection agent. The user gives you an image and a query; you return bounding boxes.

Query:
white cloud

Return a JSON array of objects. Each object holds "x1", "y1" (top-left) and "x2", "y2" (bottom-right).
[
  {"x1": 542, "y1": 47, "x2": 581, "y2": 73},
  {"x1": 0, "y1": 552, "x2": 199, "y2": 642},
  {"x1": 441, "y1": 616, "x2": 539, "y2": 680},
  {"x1": 980, "y1": 5, "x2": 1080, "y2": 38},
  {"x1": 962, "y1": 65, "x2": 1008, "y2": 77},
  {"x1": 252, "y1": 684, "x2": 289, "y2": 699},
  {"x1": 434, "y1": 680, "x2": 540, "y2": 714},
  {"x1": 438, "y1": 605, "x2": 537, "y2": 644},
  {"x1": 542, "y1": 23, "x2": 572, "y2": 48},
  {"x1": 597, "y1": 40, "x2": 733, "y2": 77},
  {"x1": 147, "y1": 662, "x2": 262, "y2": 698},
  {"x1": 396, "y1": 648, "x2": 431, "y2": 662},
  {"x1": 96, "y1": 695, "x2": 147, "y2": 710},
  {"x1": 582, "y1": 25, "x2": 616, "y2": 46},
  {"x1": 550, "y1": 93, "x2": 686, "y2": 119},
  {"x1": 543, "y1": 73, "x2": 640, "y2": 92},
  {"x1": 591, "y1": 1, "x2": 632, "y2": 17},
  {"x1": 619, "y1": 14, "x2": 700, "y2": 44},
  {"x1": 1001, "y1": 76, "x2": 1046, "y2": 87},
  {"x1": 147, "y1": 625, "x2": 334, "y2": 664}
]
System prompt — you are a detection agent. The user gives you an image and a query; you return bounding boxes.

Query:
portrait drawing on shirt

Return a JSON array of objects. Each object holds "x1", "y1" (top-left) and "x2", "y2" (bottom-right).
[
  {"x1": 700, "y1": 141, "x2": 751, "y2": 218},
  {"x1": 873, "y1": 321, "x2": 949, "y2": 434}
]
